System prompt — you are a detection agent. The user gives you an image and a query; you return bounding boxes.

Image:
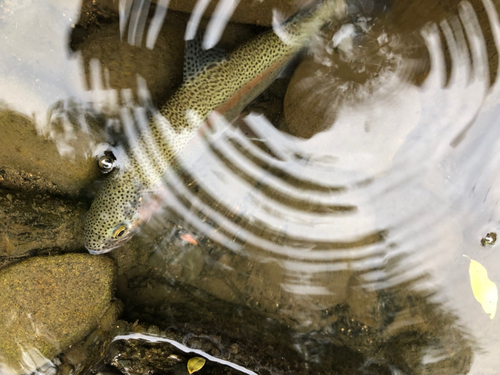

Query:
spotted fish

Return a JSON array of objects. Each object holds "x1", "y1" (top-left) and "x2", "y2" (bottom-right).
[{"x1": 84, "y1": 0, "x2": 346, "y2": 253}]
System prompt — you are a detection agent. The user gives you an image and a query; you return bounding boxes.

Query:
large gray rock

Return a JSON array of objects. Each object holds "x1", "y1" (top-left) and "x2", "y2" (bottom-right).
[{"x1": 0, "y1": 254, "x2": 116, "y2": 375}]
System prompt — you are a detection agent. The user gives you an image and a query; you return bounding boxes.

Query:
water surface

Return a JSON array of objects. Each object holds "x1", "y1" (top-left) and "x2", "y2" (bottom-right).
[{"x1": 1, "y1": 0, "x2": 500, "y2": 373}]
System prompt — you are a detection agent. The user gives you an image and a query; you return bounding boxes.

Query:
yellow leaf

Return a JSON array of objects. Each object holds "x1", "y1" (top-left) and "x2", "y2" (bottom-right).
[
  {"x1": 464, "y1": 256, "x2": 498, "y2": 319},
  {"x1": 187, "y1": 357, "x2": 206, "y2": 374}
]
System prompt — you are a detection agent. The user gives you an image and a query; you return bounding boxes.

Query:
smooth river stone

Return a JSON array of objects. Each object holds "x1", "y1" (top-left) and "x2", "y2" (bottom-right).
[
  {"x1": 0, "y1": 108, "x2": 104, "y2": 196},
  {"x1": 0, "y1": 254, "x2": 115, "y2": 375}
]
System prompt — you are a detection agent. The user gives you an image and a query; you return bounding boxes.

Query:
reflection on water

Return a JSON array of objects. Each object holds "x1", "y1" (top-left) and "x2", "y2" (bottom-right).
[{"x1": 1, "y1": 0, "x2": 500, "y2": 373}]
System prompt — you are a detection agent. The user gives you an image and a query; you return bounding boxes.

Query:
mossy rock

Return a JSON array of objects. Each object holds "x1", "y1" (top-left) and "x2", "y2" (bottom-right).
[{"x1": 0, "y1": 254, "x2": 116, "y2": 374}]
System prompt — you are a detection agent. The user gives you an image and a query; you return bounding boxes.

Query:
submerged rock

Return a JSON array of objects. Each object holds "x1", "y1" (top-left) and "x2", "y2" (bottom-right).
[
  {"x1": 167, "y1": 0, "x2": 389, "y2": 27},
  {"x1": 167, "y1": 0, "x2": 310, "y2": 26},
  {"x1": 90, "y1": 316, "x2": 306, "y2": 375},
  {"x1": 105, "y1": 331, "x2": 264, "y2": 375},
  {"x1": 0, "y1": 167, "x2": 64, "y2": 197},
  {"x1": 72, "y1": 9, "x2": 259, "y2": 112},
  {"x1": 74, "y1": 11, "x2": 188, "y2": 112},
  {"x1": 75, "y1": 0, "x2": 310, "y2": 27},
  {"x1": 0, "y1": 107, "x2": 104, "y2": 196},
  {"x1": 283, "y1": 21, "x2": 424, "y2": 138},
  {"x1": 0, "y1": 254, "x2": 116, "y2": 375},
  {"x1": 0, "y1": 188, "x2": 87, "y2": 258}
]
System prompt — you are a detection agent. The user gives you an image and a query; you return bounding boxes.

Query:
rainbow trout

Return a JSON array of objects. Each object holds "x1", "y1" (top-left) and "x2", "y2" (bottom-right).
[{"x1": 84, "y1": 0, "x2": 346, "y2": 253}]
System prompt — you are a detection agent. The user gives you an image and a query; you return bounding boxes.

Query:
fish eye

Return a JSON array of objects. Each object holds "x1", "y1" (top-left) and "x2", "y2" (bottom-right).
[
  {"x1": 98, "y1": 151, "x2": 117, "y2": 174},
  {"x1": 112, "y1": 224, "x2": 129, "y2": 239}
]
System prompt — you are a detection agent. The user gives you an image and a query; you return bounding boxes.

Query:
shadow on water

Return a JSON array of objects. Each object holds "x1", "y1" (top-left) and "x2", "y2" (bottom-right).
[{"x1": 1, "y1": 0, "x2": 500, "y2": 373}]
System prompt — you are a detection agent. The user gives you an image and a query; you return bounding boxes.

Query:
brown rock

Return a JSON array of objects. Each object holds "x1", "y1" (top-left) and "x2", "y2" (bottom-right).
[
  {"x1": 73, "y1": 9, "x2": 259, "y2": 110},
  {"x1": 0, "y1": 189, "x2": 87, "y2": 258},
  {"x1": 345, "y1": 274, "x2": 380, "y2": 327},
  {"x1": 75, "y1": 12, "x2": 188, "y2": 110},
  {"x1": 168, "y1": 0, "x2": 312, "y2": 26},
  {"x1": 0, "y1": 107, "x2": 104, "y2": 196},
  {"x1": 284, "y1": 57, "x2": 335, "y2": 138},
  {"x1": 284, "y1": 22, "x2": 426, "y2": 138},
  {"x1": 0, "y1": 254, "x2": 116, "y2": 375}
]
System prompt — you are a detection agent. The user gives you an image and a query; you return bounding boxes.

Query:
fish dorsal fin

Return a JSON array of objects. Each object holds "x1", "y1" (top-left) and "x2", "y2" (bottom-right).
[{"x1": 183, "y1": 37, "x2": 228, "y2": 81}]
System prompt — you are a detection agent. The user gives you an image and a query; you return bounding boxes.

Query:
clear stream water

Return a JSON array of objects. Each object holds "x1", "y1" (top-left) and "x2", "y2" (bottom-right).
[{"x1": 1, "y1": 0, "x2": 500, "y2": 373}]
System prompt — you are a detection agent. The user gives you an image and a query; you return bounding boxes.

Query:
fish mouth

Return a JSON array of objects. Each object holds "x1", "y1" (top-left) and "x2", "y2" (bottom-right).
[
  {"x1": 88, "y1": 248, "x2": 114, "y2": 255},
  {"x1": 85, "y1": 230, "x2": 136, "y2": 254}
]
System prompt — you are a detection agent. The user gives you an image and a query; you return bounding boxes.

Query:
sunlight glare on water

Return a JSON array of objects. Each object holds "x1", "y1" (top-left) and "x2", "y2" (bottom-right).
[{"x1": 162, "y1": 0, "x2": 500, "y2": 372}]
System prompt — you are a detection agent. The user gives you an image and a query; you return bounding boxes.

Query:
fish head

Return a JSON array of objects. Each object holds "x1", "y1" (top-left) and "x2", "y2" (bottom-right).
[{"x1": 84, "y1": 171, "x2": 160, "y2": 254}]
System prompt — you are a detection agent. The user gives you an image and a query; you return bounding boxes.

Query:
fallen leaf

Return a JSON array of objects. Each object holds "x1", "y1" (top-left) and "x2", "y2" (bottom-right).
[
  {"x1": 180, "y1": 233, "x2": 198, "y2": 245},
  {"x1": 464, "y1": 255, "x2": 498, "y2": 319},
  {"x1": 187, "y1": 357, "x2": 206, "y2": 374}
]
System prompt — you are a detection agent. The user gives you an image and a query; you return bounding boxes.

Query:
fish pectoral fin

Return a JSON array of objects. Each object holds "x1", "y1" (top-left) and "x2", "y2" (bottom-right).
[{"x1": 183, "y1": 37, "x2": 228, "y2": 81}]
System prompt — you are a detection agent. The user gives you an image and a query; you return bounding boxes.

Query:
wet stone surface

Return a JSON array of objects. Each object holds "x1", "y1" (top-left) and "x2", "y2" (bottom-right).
[
  {"x1": 72, "y1": 11, "x2": 188, "y2": 113},
  {"x1": 0, "y1": 167, "x2": 63, "y2": 197},
  {"x1": 0, "y1": 188, "x2": 87, "y2": 258},
  {"x1": 0, "y1": 107, "x2": 104, "y2": 197},
  {"x1": 0, "y1": 253, "x2": 116, "y2": 375},
  {"x1": 284, "y1": 17, "x2": 428, "y2": 138},
  {"x1": 167, "y1": 0, "x2": 310, "y2": 26},
  {"x1": 71, "y1": 7, "x2": 260, "y2": 114}
]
